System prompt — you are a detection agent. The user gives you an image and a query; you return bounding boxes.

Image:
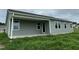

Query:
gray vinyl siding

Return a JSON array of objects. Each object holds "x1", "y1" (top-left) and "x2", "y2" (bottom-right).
[
  {"x1": 50, "y1": 20, "x2": 73, "y2": 35},
  {"x1": 13, "y1": 20, "x2": 49, "y2": 36}
]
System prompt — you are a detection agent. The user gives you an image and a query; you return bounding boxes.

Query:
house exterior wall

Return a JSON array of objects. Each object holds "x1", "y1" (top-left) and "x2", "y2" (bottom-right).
[
  {"x1": 49, "y1": 20, "x2": 73, "y2": 35},
  {"x1": 12, "y1": 20, "x2": 49, "y2": 36}
]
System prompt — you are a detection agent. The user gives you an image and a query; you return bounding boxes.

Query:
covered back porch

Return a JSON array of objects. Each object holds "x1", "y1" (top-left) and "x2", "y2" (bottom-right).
[{"x1": 9, "y1": 14, "x2": 50, "y2": 38}]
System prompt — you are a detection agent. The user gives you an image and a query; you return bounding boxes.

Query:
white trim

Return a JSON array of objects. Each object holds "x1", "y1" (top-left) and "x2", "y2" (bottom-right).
[
  {"x1": 10, "y1": 17, "x2": 13, "y2": 39},
  {"x1": 49, "y1": 20, "x2": 51, "y2": 34},
  {"x1": 8, "y1": 17, "x2": 10, "y2": 37}
]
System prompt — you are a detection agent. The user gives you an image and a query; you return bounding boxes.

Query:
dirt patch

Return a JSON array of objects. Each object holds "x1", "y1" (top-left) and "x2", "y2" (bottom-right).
[{"x1": 0, "y1": 45, "x2": 5, "y2": 49}]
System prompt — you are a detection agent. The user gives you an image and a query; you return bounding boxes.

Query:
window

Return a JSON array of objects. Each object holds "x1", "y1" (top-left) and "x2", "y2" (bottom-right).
[
  {"x1": 13, "y1": 20, "x2": 20, "y2": 30},
  {"x1": 42, "y1": 23, "x2": 45, "y2": 32},
  {"x1": 70, "y1": 24, "x2": 72, "y2": 28},
  {"x1": 59, "y1": 23, "x2": 60, "y2": 29},
  {"x1": 36, "y1": 23, "x2": 41, "y2": 30},
  {"x1": 55, "y1": 23, "x2": 57, "y2": 29},
  {"x1": 65, "y1": 24, "x2": 66, "y2": 28}
]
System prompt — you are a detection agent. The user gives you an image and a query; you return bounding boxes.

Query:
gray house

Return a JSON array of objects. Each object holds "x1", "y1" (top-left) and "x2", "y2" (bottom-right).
[{"x1": 6, "y1": 9, "x2": 75, "y2": 39}]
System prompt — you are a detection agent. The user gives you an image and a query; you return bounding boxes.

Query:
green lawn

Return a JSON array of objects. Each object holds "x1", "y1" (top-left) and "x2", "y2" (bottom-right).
[{"x1": 0, "y1": 32, "x2": 79, "y2": 50}]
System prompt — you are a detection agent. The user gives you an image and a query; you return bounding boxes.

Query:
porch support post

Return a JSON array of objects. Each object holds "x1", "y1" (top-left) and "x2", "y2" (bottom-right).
[
  {"x1": 49, "y1": 20, "x2": 51, "y2": 34},
  {"x1": 8, "y1": 17, "x2": 10, "y2": 37},
  {"x1": 10, "y1": 17, "x2": 14, "y2": 39}
]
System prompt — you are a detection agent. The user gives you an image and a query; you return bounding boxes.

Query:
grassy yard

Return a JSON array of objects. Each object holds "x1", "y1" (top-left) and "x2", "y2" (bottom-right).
[{"x1": 0, "y1": 32, "x2": 79, "y2": 50}]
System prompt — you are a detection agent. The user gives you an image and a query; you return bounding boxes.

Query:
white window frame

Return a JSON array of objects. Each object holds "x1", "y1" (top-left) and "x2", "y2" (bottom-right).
[
  {"x1": 70, "y1": 24, "x2": 72, "y2": 28},
  {"x1": 36, "y1": 23, "x2": 41, "y2": 30},
  {"x1": 13, "y1": 20, "x2": 20, "y2": 31}
]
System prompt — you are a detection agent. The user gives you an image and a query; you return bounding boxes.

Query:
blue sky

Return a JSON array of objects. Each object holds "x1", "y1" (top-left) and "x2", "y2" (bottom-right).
[{"x1": 0, "y1": 9, "x2": 79, "y2": 23}]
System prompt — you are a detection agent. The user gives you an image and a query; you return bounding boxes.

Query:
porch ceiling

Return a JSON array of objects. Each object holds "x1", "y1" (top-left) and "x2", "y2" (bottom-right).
[{"x1": 13, "y1": 15, "x2": 49, "y2": 21}]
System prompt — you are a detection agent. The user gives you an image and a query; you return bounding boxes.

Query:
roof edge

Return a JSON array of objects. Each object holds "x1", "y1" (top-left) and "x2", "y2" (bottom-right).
[
  {"x1": 7, "y1": 9, "x2": 77, "y2": 24},
  {"x1": 7, "y1": 9, "x2": 54, "y2": 18}
]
